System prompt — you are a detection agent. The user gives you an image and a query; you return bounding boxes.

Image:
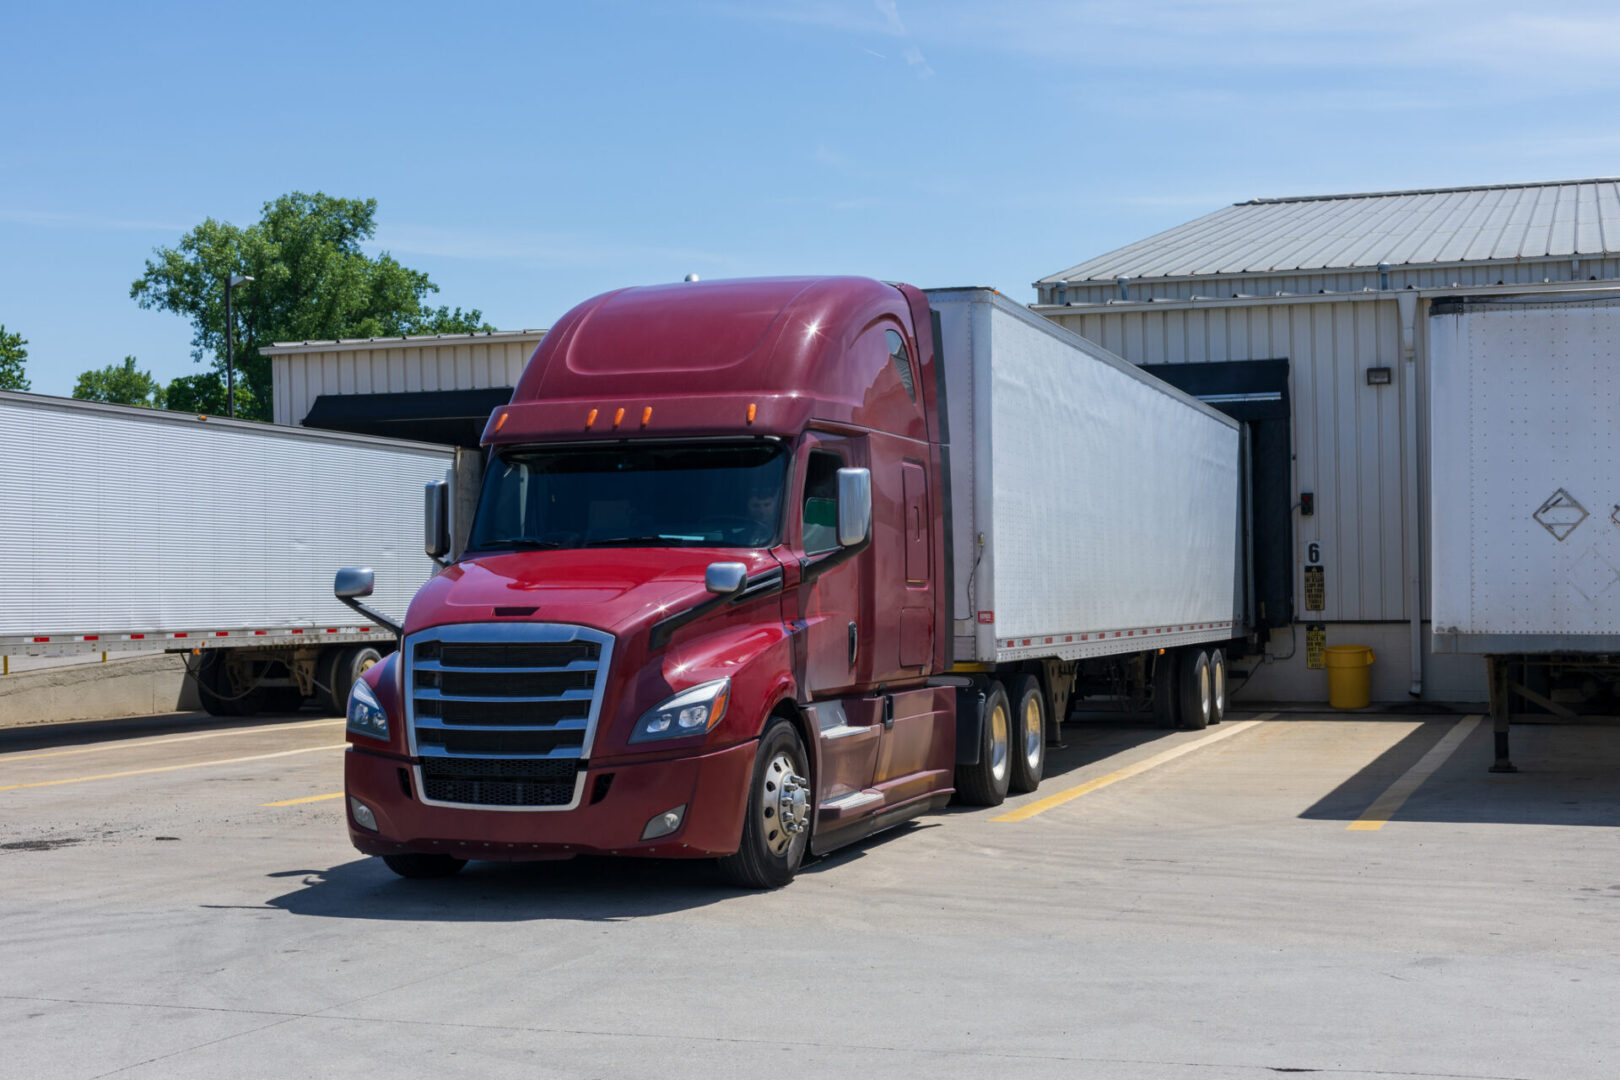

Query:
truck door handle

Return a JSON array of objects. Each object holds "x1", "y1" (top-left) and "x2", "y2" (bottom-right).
[
  {"x1": 848, "y1": 621, "x2": 858, "y2": 667},
  {"x1": 882, "y1": 695, "x2": 894, "y2": 730}
]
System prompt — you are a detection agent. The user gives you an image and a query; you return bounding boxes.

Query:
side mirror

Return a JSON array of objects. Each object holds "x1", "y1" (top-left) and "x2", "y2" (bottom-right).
[
  {"x1": 705, "y1": 561, "x2": 748, "y2": 597},
  {"x1": 334, "y1": 566, "x2": 375, "y2": 599},
  {"x1": 424, "y1": 480, "x2": 450, "y2": 560},
  {"x1": 836, "y1": 467, "x2": 872, "y2": 547}
]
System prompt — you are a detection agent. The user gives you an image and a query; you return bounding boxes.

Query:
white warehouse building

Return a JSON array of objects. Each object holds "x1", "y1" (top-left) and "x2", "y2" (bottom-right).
[{"x1": 1033, "y1": 177, "x2": 1620, "y2": 704}]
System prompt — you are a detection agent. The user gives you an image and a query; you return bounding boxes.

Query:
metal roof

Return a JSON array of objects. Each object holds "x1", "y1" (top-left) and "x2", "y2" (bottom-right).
[
  {"x1": 1039, "y1": 178, "x2": 1620, "y2": 284},
  {"x1": 261, "y1": 328, "x2": 545, "y2": 356}
]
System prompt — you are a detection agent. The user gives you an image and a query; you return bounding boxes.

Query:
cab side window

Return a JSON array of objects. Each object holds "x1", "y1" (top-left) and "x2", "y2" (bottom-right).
[
  {"x1": 802, "y1": 450, "x2": 843, "y2": 554},
  {"x1": 885, "y1": 329, "x2": 916, "y2": 402}
]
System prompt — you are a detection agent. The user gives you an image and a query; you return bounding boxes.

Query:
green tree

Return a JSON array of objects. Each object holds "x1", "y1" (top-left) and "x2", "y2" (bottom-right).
[
  {"x1": 131, "y1": 192, "x2": 492, "y2": 421},
  {"x1": 163, "y1": 371, "x2": 253, "y2": 417},
  {"x1": 73, "y1": 356, "x2": 165, "y2": 408},
  {"x1": 0, "y1": 324, "x2": 29, "y2": 391}
]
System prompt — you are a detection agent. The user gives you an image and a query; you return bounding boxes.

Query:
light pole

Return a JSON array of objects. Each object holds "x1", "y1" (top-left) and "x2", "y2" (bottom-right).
[{"x1": 225, "y1": 274, "x2": 254, "y2": 418}]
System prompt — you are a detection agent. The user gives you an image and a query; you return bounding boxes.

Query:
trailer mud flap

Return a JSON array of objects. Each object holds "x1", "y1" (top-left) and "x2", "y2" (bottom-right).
[{"x1": 954, "y1": 684, "x2": 987, "y2": 765}]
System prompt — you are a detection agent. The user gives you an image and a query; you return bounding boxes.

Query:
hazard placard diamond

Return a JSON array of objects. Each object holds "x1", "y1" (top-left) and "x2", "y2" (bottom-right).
[{"x1": 1534, "y1": 488, "x2": 1588, "y2": 541}]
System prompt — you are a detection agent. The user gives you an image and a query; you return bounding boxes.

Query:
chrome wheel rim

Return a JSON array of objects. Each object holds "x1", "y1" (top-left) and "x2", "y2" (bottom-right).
[
  {"x1": 1212, "y1": 659, "x2": 1225, "y2": 718},
  {"x1": 988, "y1": 700, "x2": 1010, "y2": 783},
  {"x1": 1197, "y1": 662, "x2": 1212, "y2": 726},
  {"x1": 1022, "y1": 694, "x2": 1043, "y2": 770},
  {"x1": 759, "y1": 750, "x2": 809, "y2": 857}
]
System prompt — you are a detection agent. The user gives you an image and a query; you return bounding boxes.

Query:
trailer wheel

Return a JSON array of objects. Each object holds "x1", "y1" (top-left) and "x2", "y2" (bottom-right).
[
  {"x1": 1007, "y1": 674, "x2": 1045, "y2": 794},
  {"x1": 718, "y1": 717, "x2": 811, "y2": 889},
  {"x1": 195, "y1": 651, "x2": 263, "y2": 717},
  {"x1": 1208, "y1": 649, "x2": 1227, "y2": 725},
  {"x1": 331, "y1": 646, "x2": 384, "y2": 715},
  {"x1": 314, "y1": 647, "x2": 346, "y2": 715},
  {"x1": 382, "y1": 853, "x2": 466, "y2": 879},
  {"x1": 954, "y1": 681, "x2": 1012, "y2": 806},
  {"x1": 1152, "y1": 650, "x2": 1180, "y2": 729},
  {"x1": 1178, "y1": 649, "x2": 1213, "y2": 730}
]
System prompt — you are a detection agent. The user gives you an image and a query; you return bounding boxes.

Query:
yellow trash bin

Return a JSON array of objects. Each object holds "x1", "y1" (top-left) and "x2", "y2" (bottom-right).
[{"x1": 1324, "y1": 645, "x2": 1375, "y2": 709}]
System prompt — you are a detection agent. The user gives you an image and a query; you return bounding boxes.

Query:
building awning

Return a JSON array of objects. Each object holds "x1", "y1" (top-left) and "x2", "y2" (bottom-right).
[{"x1": 301, "y1": 388, "x2": 513, "y2": 446}]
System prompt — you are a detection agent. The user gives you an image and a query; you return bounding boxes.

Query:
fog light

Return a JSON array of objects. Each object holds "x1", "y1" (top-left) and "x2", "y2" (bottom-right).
[
  {"x1": 349, "y1": 797, "x2": 378, "y2": 832},
  {"x1": 641, "y1": 805, "x2": 686, "y2": 840}
]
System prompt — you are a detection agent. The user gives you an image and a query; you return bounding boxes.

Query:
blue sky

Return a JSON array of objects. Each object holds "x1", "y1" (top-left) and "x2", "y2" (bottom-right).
[{"x1": 5, "y1": 0, "x2": 1620, "y2": 397}]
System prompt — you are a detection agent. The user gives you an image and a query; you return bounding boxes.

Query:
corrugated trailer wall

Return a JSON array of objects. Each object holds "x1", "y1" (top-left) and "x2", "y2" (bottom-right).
[
  {"x1": 1046, "y1": 297, "x2": 1411, "y2": 626},
  {"x1": 271, "y1": 336, "x2": 540, "y2": 427}
]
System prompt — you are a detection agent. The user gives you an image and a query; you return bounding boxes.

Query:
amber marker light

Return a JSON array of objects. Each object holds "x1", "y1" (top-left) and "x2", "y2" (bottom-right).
[
  {"x1": 494, "y1": 411, "x2": 509, "y2": 433},
  {"x1": 613, "y1": 407, "x2": 625, "y2": 428},
  {"x1": 746, "y1": 403, "x2": 757, "y2": 425},
  {"x1": 641, "y1": 406, "x2": 653, "y2": 427},
  {"x1": 586, "y1": 408, "x2": 598, "y2": 428}
]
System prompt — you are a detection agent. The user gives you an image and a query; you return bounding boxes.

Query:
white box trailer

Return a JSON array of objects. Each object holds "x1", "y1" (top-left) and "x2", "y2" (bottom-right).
[
  {"x1": 1428, "y1": 291, "x2": 1620, "y2": 767},
  {"x1": 0, "y1": 391, "x2": 453, "y2": 715},
  {"x1": 928, "y1": 289, "x2": 1245, "y2": 716}
]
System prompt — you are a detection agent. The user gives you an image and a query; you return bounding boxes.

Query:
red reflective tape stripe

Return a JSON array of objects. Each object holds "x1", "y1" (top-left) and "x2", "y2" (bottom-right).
[
  {"x1": 173, "y1": 633, "x2": 188, "y2": 638},
  {"x1": 32, "y1": 637, "x2": 49, "y2": 643},
  {"x1": 359, "y1": 626, "x2": 371, "y2": 632},
  {"x1": 130, "y1": 634, "x2": 145, "y2": 639},
  {"x1": 325, "y1": 628, "x2": 338, "y2": 634},
  {"x1": 215, "y1": 631, "x2": 229, "y2": 637},
  {"x1": 254, "y1": 630, "x2": 267, "y2": 636},
  {"x1": 83, "y1": 635, "x2": 99, "y2": 641},
  {"x1": 291, "y1": 629, "x2": 304, "y2": 634}
]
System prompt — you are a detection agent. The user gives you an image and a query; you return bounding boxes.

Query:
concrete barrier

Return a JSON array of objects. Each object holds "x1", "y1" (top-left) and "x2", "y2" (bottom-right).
[{"x1": 0, "y1": 655, "x2": 201, "y2": 730}]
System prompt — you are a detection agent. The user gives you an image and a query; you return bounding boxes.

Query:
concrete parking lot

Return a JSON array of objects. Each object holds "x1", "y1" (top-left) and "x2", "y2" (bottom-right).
[{"x1": 3, "y1": 708, "x2": 1618, "y2": 1080}]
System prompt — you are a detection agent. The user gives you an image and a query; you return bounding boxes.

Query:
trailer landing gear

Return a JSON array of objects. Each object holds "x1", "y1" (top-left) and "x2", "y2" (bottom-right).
[{"x1": 1486, "y1": 655, "x2": 1517, "y2": 774}]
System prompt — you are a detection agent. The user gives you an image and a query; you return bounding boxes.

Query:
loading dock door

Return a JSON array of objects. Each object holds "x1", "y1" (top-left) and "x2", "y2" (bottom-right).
[{"x1": 1140, "y1": 359, "x2": 1293, "y2": 632}]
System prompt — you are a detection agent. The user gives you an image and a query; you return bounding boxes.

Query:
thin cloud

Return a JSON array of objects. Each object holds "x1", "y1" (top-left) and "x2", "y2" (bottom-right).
[
  {"x1": 370, "y1": 225, "x2": 739, "y2": 271},
  {"x1": 0, "y1": 209, "x2": 187, "y2": 233}
]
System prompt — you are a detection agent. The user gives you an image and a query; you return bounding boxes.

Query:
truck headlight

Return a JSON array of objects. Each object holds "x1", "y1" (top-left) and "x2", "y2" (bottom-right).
[
  {"x1": 347, "y1": 679, "x2": 389, "y2": 740},
  {"x1": 630, "y1": 678, "x2": 730, "y2": 743}
]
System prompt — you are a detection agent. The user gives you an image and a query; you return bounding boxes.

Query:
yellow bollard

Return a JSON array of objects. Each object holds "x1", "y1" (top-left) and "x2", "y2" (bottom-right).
[{"x1": 1324, "y1": 645, "x2": 1375, "y2": 709}]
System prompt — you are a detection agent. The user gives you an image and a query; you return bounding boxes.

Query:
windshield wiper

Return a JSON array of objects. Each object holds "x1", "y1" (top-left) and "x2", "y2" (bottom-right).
[
  {"x1": 582, "y1": 535, "x2": 700, "y2": 548},
  {"x1": 471, "y1": 538, "x2": 570, "y2": 551}
]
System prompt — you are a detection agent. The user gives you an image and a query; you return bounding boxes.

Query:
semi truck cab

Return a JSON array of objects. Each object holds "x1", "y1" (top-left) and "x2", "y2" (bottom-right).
[{"x1": 340, "y1": 277, "x2": 963, "y2": 887}]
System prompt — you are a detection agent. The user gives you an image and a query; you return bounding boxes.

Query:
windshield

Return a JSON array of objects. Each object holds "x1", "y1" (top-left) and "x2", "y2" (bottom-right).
[{"x1": 467, "y1": 441, "x2": 789, "y2": 552}]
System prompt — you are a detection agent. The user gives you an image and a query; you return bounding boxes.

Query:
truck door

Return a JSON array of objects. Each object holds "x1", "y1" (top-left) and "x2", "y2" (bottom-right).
[{"x1": 797, "y1": 435, "x2": 868, "y2": 697}]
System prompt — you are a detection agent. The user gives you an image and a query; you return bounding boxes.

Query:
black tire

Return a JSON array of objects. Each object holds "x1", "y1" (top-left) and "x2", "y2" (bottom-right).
[
  {"x1": 331, "y1": 645, "x2": 385, "y2": 715},
  {"x1": 1178, "y1": 649, "x2": 1213, "y2": 730},
  {"x1": 314, "y1": 647, "x2": 346, "y2": 715},
  {"x1": 382, "y1": 853, "x2": 467, "y2": 879},
  {"x1": 195, "y1": 651, "x2": 263, "y2": 717},
  {"x1": 718, "y1": 718, "x2": 812, "y2": 889},
  {"x1": 1007, "y1": 674, "x2": 1045, "y2": 794},
  {"x1": 1152, "y1": 650, "x2": 1180, "y2": 729},
  {"x1": 1208, "y1": 649, "x2": 1227, "y2": 725},
  {"x1": 954, "y1": 681, "x2": 1012, "y2": 806}
]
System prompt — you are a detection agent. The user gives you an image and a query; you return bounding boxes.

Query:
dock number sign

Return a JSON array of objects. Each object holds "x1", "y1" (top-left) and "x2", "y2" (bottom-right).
[{"x1": 1304, "y1": 541, "x2": 1325, "y2": 613}]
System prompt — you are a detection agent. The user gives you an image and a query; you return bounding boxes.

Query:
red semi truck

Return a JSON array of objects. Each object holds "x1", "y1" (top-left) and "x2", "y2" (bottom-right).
[{"x1": 337, "y1": 277, "x2": 1247, "y2": 886}]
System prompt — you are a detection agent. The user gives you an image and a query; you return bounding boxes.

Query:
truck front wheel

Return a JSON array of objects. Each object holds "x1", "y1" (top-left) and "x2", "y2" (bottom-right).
[{"x1": 718, "y1": 718, "x2": 811, "y2": 889}]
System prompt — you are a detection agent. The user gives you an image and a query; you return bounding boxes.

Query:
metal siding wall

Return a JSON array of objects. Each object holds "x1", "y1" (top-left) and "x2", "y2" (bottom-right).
[{"x1": 1048, "y1": 297, "x2": 1409, "y2": 622}]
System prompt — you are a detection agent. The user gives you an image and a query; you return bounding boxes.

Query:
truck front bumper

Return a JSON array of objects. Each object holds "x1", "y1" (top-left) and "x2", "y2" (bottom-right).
[{"x1": 343, "y1": 741, "x2": 755, "y2": 862}]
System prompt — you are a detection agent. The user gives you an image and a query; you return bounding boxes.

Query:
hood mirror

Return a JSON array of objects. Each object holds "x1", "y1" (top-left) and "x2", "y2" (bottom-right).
[
  {"x1": 836, "y1": 467, "x2": 872, "y2": 547},
  {"x1": 334, "y1": 566, "x2": 375, "y2": 599},
  {"x1": 705, "y1": 561, "x2": 748, "y2": 597}
]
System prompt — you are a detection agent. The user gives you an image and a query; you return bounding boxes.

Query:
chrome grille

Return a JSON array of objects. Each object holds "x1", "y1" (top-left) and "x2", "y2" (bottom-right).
[{"x1": 405, "y1": 623, "x2": 614, "y2": 811}]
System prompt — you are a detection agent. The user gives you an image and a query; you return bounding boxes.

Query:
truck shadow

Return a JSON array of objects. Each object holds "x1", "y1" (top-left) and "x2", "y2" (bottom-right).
[
  {"x1": 262, "y1": 855, "x2": 753, "y2": 921},
  {"x1": 1298, "y1": 715, "x2": 1620, "y2": 827}
]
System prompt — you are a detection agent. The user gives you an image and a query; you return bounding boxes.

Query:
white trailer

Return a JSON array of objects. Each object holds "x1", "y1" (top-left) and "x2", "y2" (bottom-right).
[
  {"x1": 1429, "y1": 292, "x2": 1620, "y2": 768},
  {"x1": 929, "y1": 289, "x2": 1246, "y2": 728},
  {"x1": 0, "y1": 391, "x2": 453, "y2": 715}
]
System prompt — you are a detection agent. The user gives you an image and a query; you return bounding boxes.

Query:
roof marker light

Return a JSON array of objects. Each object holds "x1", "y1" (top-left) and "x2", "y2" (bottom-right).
[
  {"x1": 641, "y1": 406, "x2": 652, "y2": 427},
  {"x1": 613, "y1": 407, "x2": 625, "y2": 428},
  {"x1": 494, "y1": 411, "x2": 509, "y2": 433},
  {"x1": 586, "y1": 408, "x2": 598, "y2": 427},
  {"x1": 747, "y1": 403, "x2": 756, "y2": 425}
]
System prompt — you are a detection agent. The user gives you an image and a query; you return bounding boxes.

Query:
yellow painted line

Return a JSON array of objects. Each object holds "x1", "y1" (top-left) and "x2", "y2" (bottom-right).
[
  {"x1": 992, "y1": 714, "x2": 1274, "y2": 823},
  {"x1": 0, "y1": 744, "x2": 348, "y2": 792},
  {"x1": 1347, "y1": 715, "x2": 1480, "y2": 831},
  {"x1": 262, "y1": 791, "x2": 345, "y2": 807},
  {"x1": 1, "y1": 719, "x2": 346, "y2": 762}
]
